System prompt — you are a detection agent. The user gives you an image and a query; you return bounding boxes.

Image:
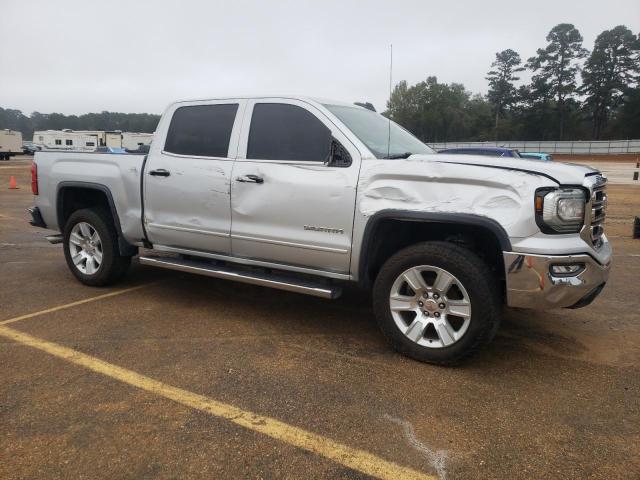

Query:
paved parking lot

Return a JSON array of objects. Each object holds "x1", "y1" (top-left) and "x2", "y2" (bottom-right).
[
  {"x1": 1, "y1": 157, "x2": 639, "y2": 479},
  {"x1": 560, "y1": 159, "x2": 640, "y2": 185}
]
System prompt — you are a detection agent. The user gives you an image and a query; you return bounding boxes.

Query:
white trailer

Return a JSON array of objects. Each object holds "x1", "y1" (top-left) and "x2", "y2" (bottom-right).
[
  {"x1": 122, "y1": 132, "x2": 153, "y2": 150},
  {"x1": 0, "y1": 129, "x2": 23, "y2": 160},
  {"x1": 32, "y1": 130, "x2": 152, "y2": 152},
  {"x1": 105, "y1": 131, "x2": 122, "y2": 148},
  {"x1": 75, "y1": 130, "x2": 123, "y2": 148},
  {"x1": 33, "y1": 130, "x2": 98, "y2": 152}
]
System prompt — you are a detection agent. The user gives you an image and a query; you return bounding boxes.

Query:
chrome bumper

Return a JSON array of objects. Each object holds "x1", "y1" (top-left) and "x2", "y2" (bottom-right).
[{"x1": 504, "y1": 251, "x2": 611, "y2": 309}]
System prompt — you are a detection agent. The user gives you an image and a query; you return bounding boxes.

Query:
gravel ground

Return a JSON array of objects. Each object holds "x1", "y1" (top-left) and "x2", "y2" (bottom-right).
[{"x1": 1, "y1": 157, "x2": 638, "y2": 479}]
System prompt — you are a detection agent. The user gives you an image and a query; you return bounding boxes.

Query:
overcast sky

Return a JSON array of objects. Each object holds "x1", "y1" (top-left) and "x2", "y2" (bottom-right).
[{"x1": 1, "y1": 0, "x2": 639, "y2": 116}]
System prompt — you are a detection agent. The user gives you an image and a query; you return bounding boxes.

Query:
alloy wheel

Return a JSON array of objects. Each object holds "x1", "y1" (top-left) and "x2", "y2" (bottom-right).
[
  {"x1": 69, "y1": 222, "x2": 103, "y2": 275},
  {"x1": 389, "y1": 265, "x2": 472, "y2": 348}
]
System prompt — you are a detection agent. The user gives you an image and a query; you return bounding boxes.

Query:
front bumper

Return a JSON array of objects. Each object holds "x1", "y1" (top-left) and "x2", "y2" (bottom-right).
[{"x1": 504, "y1": 250, "x2": 611, "y2": 309}]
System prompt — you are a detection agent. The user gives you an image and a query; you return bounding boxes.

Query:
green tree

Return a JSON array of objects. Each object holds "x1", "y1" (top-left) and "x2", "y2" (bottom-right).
[
  {"x1": 608, "y1": 86, "x2": 640, "y2": 138},
  {"x1": 0, "y1": 109, "x2": 161, "y2": 140},
  {"x1": 513, "y1": 78, "x2": 557, "y2": 140},
  {"x1": 387, "y1": 77, "x2": 492, "y2": 142},
  {"x1": 486, "y1": 49, "x2": 524, "y2": 137},
  {"x1": 0, "y1": 108, "x2": 32, "y2": 138},
  {"x1": 527, "y1": 23, "x2": 588, "y2": 139},
  {"x1": 580, "y1": 26, "x2": 640, "y2": 139}
]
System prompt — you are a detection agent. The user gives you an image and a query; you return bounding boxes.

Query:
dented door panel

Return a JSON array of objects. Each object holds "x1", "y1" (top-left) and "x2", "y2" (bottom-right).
[
  {"x1": 143, "y1": 99, "x2": 246, "y2": 254},
  {"x1": 231, "y1": 161, "x2": 357, "y2": 272},
  {"x1": 231, "y1": 98, "x2": 361, "y2": 274}
]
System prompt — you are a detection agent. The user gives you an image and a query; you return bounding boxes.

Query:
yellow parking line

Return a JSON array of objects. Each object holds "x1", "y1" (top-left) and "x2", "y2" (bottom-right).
[
  {"x1": 0, "y1": 325, "x2": 435, "y2": 480},
  {"x1": 0, "y1": 285, "x2": 151, "y2": 326}
]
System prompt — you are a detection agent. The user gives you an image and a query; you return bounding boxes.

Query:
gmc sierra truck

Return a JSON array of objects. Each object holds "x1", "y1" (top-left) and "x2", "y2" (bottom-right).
[{"x1": 28, "y1": 96, "x2": 611, "y2": 364}]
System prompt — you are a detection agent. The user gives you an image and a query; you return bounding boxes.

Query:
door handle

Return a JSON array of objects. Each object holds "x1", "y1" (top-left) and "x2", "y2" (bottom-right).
[
  {"x1": 149, "y1": 169, "x2": 170, "y2": 177},
  {"x1": 235, "y1": 174, "x2": 264, "y2": 184}
]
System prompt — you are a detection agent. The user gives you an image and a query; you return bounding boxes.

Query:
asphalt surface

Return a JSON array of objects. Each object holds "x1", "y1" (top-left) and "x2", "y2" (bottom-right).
[{"x1": 1, "y1": 157, "x2": 639, "y2": 479}]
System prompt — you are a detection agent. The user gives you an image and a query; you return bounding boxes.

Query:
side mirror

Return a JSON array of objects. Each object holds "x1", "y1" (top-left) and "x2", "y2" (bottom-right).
[{"x1": 326, "y1": 138, "x2": 352, "y2": 167}]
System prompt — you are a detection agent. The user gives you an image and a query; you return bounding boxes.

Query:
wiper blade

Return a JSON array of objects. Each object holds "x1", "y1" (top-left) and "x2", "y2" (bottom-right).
[{"x1": 384, "y1": 152, "x2": 413, "y2": 159}]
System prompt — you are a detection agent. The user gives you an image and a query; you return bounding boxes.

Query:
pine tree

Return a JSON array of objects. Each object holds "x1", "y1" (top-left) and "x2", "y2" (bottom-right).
[
  {"x1": 527, "y1": 23, "x2": 588, "y2": 139},
  {"x1": 580, "y1": 26, "x2": 640, "y2": 139},
  {"x1": 486, "y1": 49, "x2": 524, "y2": 138}
]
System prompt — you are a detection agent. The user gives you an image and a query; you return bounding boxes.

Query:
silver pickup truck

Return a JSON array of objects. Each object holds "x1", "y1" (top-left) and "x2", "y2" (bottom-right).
[{"x1": 29, "y1": 96, "x2": 612, "y2": 364}]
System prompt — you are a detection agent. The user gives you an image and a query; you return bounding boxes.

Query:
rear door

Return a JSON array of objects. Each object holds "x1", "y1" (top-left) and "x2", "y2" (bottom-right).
[
  {"x1": 230, "y1": 99, "x2": 360, "y2": 275},
  {"x1": 143, "y1": 100, "x2": 245, "y2": 254}
]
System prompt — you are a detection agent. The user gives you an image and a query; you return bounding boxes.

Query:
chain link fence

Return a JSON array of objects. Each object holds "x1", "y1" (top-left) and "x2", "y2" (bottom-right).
[{"x1": 429, "y1": 139, "x2": 640, "y2": 154}]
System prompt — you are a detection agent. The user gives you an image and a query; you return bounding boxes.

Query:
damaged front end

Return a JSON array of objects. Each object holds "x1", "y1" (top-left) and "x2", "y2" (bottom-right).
[{"x1": 355, "y1": 156, "x2": 612, "y2": 310}]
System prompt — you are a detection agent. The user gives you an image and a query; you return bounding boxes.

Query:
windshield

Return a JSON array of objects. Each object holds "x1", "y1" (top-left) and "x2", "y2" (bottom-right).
[{"x1": 323, "y1": 104, "x2": 435, "y2": 158}]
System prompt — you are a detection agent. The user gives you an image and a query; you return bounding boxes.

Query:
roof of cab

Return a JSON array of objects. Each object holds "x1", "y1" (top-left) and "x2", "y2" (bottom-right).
[{"x1": 170, "y1": 95, "x2": 359, "y2": 108}]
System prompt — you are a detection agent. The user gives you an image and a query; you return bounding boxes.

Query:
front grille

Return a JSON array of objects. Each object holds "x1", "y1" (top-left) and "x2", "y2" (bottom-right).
[{"x1": 590, "y1": 178, "x2": 607, "y2": 248}]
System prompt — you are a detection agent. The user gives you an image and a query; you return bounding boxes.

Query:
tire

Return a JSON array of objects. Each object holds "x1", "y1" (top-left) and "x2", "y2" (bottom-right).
[
  {"x1": 63, "y1": 208, "x2": 131, "y2": 286},
  {"x1": 372, "y1": 241, "x2": 501, "y2": 365}
]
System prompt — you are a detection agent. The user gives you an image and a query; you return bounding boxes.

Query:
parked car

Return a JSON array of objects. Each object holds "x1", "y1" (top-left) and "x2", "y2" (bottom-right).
[
  {"x1": 438, "y1": 147, "x2": 521, "y2": 158},
  {"x1": 94, "y1": 146, "x2": 127, "y2": 154},
  {"x1": 28, "y1": 96, "x2": 611, "y2": 365},
  {"x1": 520, "y1": 152, "x2": 553, "y2": 161},
  {"x1": 22, "y1": 141, "x2": 42, "y2": 155}
]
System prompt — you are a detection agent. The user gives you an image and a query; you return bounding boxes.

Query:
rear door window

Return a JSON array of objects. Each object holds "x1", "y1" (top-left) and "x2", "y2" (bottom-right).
[
  {"x1": 247, "y1": 103, "x2": 331, "y2": 161},
  {"x1": 164, "y1": 104, "x2": 238, "y2": 158}
]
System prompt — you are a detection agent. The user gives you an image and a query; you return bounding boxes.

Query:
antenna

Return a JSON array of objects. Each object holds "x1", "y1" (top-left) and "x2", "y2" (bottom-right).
[{"x1": 387, "y1": 43, "x2": 393, "y2": 159}]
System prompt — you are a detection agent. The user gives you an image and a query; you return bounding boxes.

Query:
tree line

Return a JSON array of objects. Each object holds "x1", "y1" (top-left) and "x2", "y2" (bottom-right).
[
  {"x1": 2, "y1": 23, "x2": 638, "y2": 143},
  {"x1": 386, "y1": 24, "x2": 640, "y2": 142},
  {"x1": 0, "y1": 108, "x2": 160, "y2": 140}
]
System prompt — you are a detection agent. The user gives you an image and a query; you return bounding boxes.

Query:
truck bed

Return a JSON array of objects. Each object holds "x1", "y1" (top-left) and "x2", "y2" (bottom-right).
[{"x1": 33, "y1": 151, "x2": 147, "y2": 243}]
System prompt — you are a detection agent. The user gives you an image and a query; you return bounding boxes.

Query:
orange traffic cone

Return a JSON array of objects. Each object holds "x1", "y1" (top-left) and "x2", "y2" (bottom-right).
[{"x1": 8, "y1": 176, "x2": 18, "y2": 189}]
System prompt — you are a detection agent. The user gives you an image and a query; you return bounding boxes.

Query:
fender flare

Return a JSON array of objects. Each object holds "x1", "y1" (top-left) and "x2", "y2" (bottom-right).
[
  {"x1": 357, "y1": 209, "x2": 512, "y2": 286},
  {"x1": 56, "y1": 181, "x2": 138, "y2": 256}
]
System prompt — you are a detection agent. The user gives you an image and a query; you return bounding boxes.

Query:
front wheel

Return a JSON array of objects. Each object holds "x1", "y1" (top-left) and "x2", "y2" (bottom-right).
[
  {"x1": 63, "y1": 208, "x2": 131, "y2": 286},
  {"x1": 372, "y1": 241, "x2": 501, "y2": 365}
]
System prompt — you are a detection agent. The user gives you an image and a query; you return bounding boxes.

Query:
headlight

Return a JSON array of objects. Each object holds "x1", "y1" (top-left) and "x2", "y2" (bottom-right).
[{"x1": 535, "y1": 188, "x2": 586, "y2": 234}]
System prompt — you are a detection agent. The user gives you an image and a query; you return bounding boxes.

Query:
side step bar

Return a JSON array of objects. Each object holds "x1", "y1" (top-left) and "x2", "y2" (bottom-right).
[{"x1": 138, "y1": 256, "x2": 342, "y2": 299}]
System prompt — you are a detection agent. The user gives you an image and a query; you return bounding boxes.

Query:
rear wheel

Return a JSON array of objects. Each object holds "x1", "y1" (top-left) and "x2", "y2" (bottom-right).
[
  {"x1": 373, "y1": 241, "x2": 501, "y2": 365},
  {"x1": 63, "y1": 208, "x2": 131, "y2": 286}
]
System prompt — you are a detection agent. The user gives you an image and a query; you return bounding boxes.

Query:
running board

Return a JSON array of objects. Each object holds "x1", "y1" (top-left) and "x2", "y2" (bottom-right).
[{"x1": 138, "y1": 256, "x2": 342, "y2": 299}]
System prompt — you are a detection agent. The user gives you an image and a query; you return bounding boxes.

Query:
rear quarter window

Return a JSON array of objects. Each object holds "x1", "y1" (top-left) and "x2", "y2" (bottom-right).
[{"x1": 164, "y1": 104, "x2": 238, "y2": 158}]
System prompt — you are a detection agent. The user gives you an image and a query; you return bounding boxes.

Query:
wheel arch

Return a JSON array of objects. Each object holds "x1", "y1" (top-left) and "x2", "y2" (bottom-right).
[
  {"x1": 56, "y1": 181, "x2": 137, "y2": 256},
  {"x1": 357, "y1": 210, "x2": 511, "y2": 289}
]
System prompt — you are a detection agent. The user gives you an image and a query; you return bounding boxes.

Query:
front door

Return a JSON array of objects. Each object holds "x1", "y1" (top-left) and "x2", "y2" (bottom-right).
[
  {"x1": 143, "y1": 100, "x2": 244, "y2": 254},
  {"x1": 230, "y1": 99, "x2": 360, "y2": 274}
]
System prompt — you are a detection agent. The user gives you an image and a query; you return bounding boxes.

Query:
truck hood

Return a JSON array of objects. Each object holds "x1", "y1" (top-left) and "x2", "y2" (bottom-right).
[{"x1": 412, "y1": 153, "x2": 598, "y2": 185}]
